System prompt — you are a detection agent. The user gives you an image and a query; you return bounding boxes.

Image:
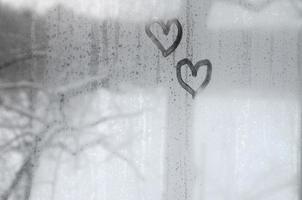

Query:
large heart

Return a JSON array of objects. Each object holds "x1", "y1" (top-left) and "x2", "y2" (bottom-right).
[
  {"x1": 176, "y1": 58, "x2": 212, "y2": 98},
  {"x1": 145, "y1": 19, "x2": 183, "y2": 57}
]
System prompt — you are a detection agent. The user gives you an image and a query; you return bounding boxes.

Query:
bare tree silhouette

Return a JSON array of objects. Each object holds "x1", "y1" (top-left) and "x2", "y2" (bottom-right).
[{"x1": 0, "y1": 65, "x2": 146, "y2": 200}]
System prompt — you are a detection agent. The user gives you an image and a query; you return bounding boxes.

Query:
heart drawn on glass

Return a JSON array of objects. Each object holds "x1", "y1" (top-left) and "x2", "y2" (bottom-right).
[
  {"x1": 176, "y1": 58, "x2": 212, "y2": 98},
  {"x1": 145, "y1": 19, "x2": 183, "y2": 57}
]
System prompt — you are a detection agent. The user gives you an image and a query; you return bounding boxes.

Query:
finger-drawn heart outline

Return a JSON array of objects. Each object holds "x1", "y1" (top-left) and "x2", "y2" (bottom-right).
[
  {"x1": 145, "y1": 19, "x2": 183, "y2": 57},
  {"x1": 176, "y1": 58, "x2": 212, "y2": 98}
]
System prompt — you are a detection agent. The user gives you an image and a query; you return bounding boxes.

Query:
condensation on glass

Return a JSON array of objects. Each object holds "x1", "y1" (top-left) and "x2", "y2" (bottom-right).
[{"x1": 0, "y1": 0, "x2": 301, "y2": 200}]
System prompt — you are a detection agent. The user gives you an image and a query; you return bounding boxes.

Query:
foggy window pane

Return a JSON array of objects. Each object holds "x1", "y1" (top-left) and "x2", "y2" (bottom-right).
[{"x1": 0, "y1": 0, "x2": 301, "y2": 200}]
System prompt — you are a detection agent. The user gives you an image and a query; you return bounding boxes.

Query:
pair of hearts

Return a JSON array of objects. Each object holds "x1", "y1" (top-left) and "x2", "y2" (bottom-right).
[{"x1": 145, "y1": 19, "x2": 212, "y2": 98}]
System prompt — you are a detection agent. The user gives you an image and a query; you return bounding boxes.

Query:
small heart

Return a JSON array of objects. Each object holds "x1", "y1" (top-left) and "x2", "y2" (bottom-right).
[
  {"x1": 176, "y1": 58, "x2": 212, "y2": 98},
  {"x1": 145, "y1": 19, "x2": 183, "y2": 57}
]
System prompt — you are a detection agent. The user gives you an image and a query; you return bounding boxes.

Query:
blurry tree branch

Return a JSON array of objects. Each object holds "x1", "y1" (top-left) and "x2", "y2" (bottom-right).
[
  {"x1": 0, "y1": 51, "x2": 46, "y2": 71},
  {"x1": 0, "y1": 72, "x2": 144, "y2": 200}
]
